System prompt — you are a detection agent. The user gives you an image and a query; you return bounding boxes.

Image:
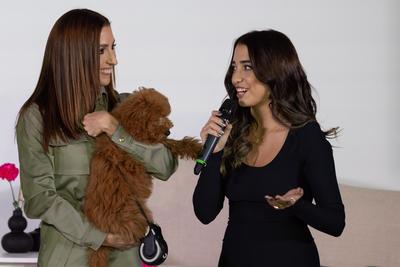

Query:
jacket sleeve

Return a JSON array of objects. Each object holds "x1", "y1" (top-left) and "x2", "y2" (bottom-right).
[
  {"x1": 16, "y1": 105, "x2": 106, "y2": 250},
  {"x1": 290, "y1": 122, "x2": 345, "y2": 237},
  {"x1": 111, "y1": 124, "x2": 178, "y2": 181},
  {"x1": 193, "y1": 151, "x2": 226, "y2": 224}
]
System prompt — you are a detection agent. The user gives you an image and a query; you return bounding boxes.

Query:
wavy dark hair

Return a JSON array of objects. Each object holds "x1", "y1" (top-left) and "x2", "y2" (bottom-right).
[
  {"x1": 221, "y1": 29, "x2": 337, "y2": 175},
  {"x1": 17, "y1": 9, "x2": 118, "y2": 150}
]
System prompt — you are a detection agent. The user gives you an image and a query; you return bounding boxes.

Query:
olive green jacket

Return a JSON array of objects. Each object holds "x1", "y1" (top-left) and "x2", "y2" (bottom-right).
[{"x1": 16, "y1": 93, "x2": 178, "y2": 267}]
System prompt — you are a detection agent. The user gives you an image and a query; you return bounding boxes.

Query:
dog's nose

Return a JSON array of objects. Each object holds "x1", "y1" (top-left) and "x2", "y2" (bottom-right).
[{"x1": 165, "y1": 130, "x2": 171, "y2": 136}]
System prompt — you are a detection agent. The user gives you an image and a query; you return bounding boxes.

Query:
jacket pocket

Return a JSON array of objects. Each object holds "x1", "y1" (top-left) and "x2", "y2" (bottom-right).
[{"x1": 49, "y1": 138, "x2": 92, "y2": 175}]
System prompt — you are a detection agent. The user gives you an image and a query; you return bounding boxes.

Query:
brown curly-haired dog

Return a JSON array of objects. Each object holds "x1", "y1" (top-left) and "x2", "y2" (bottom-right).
[{"x1": 84, "y1": 88, "x2": 201, "y2": 267}]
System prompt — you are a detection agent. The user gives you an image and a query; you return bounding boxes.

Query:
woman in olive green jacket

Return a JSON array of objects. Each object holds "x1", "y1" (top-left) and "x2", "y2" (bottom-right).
[{"x1": 16, "y1": 9, "x2": 177, "y2": 267}]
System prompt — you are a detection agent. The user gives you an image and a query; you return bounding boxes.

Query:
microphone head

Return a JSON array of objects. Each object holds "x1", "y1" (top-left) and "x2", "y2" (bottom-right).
[{"x1": 219, "y1": 98, "x2": 235, "y2": 121}]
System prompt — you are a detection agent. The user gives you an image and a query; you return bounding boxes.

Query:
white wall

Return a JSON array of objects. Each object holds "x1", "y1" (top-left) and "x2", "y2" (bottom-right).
[{"x1": 0, "y1": 0, "x2": 399, "y2": 233}]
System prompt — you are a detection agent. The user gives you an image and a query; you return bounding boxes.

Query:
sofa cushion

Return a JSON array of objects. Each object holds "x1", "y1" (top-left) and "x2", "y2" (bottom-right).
[{"x1": 311, "y1": 184, "x2": 400, "y2": 267}]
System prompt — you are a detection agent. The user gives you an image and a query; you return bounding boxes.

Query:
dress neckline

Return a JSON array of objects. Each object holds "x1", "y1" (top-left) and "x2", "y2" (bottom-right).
[{"x1": 242, "y1": 129, "x2": 292, "y2": 169}]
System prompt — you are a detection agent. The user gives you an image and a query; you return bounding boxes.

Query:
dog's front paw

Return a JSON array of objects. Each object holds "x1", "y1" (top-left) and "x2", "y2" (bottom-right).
[{"x1": 164, "y1": 137, "x2": 202, "y2": 160}]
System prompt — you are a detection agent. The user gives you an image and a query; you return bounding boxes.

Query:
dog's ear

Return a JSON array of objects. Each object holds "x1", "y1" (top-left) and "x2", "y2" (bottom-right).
[{"x1": 112, "y1": 90, "x2": 147, "y2": 135}]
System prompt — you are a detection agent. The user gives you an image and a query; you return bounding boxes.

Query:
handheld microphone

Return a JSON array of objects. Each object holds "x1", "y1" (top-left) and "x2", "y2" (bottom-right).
[{"x1": 194, "y1": 98, "x2": 235, "y2": 175}]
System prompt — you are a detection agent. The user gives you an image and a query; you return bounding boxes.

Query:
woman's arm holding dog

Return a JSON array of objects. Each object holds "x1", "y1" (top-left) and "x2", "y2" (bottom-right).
[
  {"x1": 83, "y1": 111, "x2": 178, "y2": 181},
  {"x1": 111, "y1": 124, "x2": 178, "y2": 180}
]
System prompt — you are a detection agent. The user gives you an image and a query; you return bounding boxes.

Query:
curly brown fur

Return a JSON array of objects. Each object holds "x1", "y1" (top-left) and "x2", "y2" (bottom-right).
[
  {"x1": 163, "y1": 137, "x2": 202, "y2": 160},
  {"x1": 84, "y1": 88, "x2": 201, "y2": 267}
]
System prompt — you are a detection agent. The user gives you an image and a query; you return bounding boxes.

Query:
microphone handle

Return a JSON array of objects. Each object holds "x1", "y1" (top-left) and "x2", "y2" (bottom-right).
[{"x1": 194, "y1": 134, "x2": 220, "y2": 175}]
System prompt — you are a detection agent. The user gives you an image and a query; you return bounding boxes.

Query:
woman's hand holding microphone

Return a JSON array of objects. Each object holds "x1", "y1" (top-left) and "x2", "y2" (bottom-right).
[{"x1": 200, "y1": 111, "x2": 232, "y2": 153}]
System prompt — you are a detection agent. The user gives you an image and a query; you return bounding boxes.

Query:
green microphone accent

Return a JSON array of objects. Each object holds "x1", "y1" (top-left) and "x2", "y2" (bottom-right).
[{"x1": 196, "y1": 159, "x2": 207, "y2": 166}]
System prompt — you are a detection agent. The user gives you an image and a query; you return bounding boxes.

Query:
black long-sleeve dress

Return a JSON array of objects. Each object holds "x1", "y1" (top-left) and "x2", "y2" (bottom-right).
[{"x1": 193, "y1": 122, "x2": 345, "y2": 267}]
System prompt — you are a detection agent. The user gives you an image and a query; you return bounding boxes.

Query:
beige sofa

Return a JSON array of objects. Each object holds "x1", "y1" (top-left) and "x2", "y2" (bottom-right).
[
  {"x1": 148, "y1": 160, "x2": 400, "y2": 267},
  {"x1": 2, "y1": 160, "x2": 398, "y2": 267}
]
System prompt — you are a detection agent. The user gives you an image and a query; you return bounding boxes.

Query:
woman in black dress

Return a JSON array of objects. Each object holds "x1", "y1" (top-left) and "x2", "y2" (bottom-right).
[{"x1": 193, "y1": 30, "x2": 345, "y2": 267}]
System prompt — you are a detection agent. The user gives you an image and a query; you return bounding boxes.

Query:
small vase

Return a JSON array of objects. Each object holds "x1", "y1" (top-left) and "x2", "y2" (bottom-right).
[{"x1": 1, "y1": 207, "x2": 33, "y2": 253}]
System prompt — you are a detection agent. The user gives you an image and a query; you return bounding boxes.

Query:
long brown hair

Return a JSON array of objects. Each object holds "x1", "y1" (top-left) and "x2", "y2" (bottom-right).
[
  {"x1": 222, "y1": 30, "x2": 337, "y2": 175},
  {"x1": 18, "y1": 9, "x2": 118, "y2": 150}
]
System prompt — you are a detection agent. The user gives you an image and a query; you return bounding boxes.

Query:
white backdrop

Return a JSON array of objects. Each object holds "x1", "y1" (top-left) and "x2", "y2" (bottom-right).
[{"x1": 0, "y1": 0, "x2": 399, "y2": 233}]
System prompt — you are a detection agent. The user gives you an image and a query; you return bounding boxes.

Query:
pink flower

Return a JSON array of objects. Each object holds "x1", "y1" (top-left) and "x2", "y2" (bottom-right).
[
  {"x1": 0, "y1": 163, "x2": 19, "y2": 209},
  {"x1": 0, "y1": 163, "x2": 19, "y2": 182}
]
